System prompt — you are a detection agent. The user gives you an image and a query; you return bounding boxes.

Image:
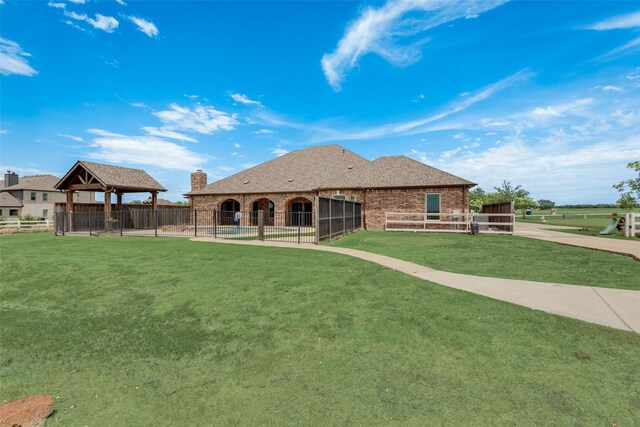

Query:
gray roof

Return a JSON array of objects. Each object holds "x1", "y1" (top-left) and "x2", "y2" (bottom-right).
[
  {"x1": 0, "y1": 175, "x2": 61, "y2": 192},
  {"x1": 55, "y1": 161, "x2": 167, "y2": 192},
  {"x1": 0, "y1": 192, "x2": 22, "y2": 208},
  {"x1": 188, "y1": 145, "x2": 475, "y2": 195}
]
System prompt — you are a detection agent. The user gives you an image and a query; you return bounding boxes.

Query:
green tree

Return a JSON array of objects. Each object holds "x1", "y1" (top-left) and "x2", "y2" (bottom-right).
[
  {"x1": 469, "y1": 188, "x2": 490, "y2": 212},
  {"x1": 537, "y1": 199, "x2": 555, "y2": 210},
  {"x1": 493, "y1": 180, "x2": 530, "y2": 201},
  {"x1": 613, "y1": 161, "x2": 640, "y2": 203},
  {"x1": 617, "y1": 192, "x2": 638, "y2": 212},
  {"x1": 515, "y1": 196, "x2": 539, "y2": 218}
]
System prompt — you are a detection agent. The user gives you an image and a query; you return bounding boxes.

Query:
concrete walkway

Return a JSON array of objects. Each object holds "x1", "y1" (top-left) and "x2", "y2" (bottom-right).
[
  {"x1": 191, "y1": 237, "x2": 640, "y2": 333},
  {"x1": 515, "y1": 222, "x2": 640, "y2": 260}
]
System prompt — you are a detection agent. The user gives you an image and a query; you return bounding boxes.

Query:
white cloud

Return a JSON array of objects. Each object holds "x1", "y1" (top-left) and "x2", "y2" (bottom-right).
[
  {"x1": 230, "y1": 93, "x2": 263, "y2": 107},
  {"x1": 254, "y1": 128, "x2": 276, "y2": 135},
  {"x1": 0, "y1": 165, "x2": 60, "y2": 176},
  {"x1": 131, "y1": 102, "x2": 148, "y2": 108},
  {"x1": 0, "y1": 38, "x2": 37, "y2": 76},
  {"x1": 627, "y1": 67, "x2": 640, "y2": 80},
  {"x1": 88, "y1": 14, "x2": 119, "y2": 32},
  {"x1": 129, "y1": 16, "x2": 159, "y2": 38},
  {"x1": 0, "y1": 130, "x2": 8, "y2": 135},
  {"x1": 69, "y1": 0, "x2": 87, "y2": 3},
  {"x1": 321, "y1": 0, "x2": 508, "y2": 90},
  {"x1": 271, "y1": 148, "x2": 289, "y2": 157},
  {"x1": 586, "y1": 11, "x2": 640, "y2": 30},
  {"x1": 436, "y1": 136, "x2": 640, "y2": 202},
  {"x1": 600, "y1": 85, "x2": 622, "y2": 92},
  {"x1": 153, "y1": 103, "x2": 238, "y2": 134},
  {"x1": 64, "y1": 11, "x2": 119, "y2": 33},
  {"x1": 597, "y1": 36, "x2": 640, "y2": 60},
  {"x1": 234, "y1": 143, "x2": 241, "y2": 148},
  {"x1": 141, "y1": 126, "x2": 197, "y2": 142},
  {"x1": 529, "y1": 98, "x2": 593, "y2": 119},
  {"x1": 47, "y1": 1, "x2": 66, "y2": 9},
  {"x1": 85, "y1": 129, "x2": 206, "y2": 171},
  {"x1": 64, "y1": 20, "x2": 87, "y2": 32},
  {"x1": 612, "y1": 110, "x2": 638, "y2": 127},
  {"x1": 57, "y1": 133, "x2": 84, "y2": 142},
  {"x1": 116, "y1": 0, "x2": 127, "y2": 5}
]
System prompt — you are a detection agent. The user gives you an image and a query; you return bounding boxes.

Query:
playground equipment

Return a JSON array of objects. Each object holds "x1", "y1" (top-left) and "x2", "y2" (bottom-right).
[{"x1": 599, "y1": 218, "x2": 620, "y2": 235}]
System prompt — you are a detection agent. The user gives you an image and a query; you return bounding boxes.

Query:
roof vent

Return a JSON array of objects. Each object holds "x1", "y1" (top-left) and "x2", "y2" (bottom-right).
[
  {"x1": 243, "y1": 180, "x2": 249, "y2": 184},
  {"x1": 288, "y1": 178, "x2": 294, "y2": 182},
  {"x1": 348, "y1": 165, "x2": 354, "y2": 169}
]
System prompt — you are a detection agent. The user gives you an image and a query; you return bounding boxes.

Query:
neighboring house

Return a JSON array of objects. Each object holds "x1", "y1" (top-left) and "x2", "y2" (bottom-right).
[
  {"x1": 142, "y1": 197, "x2": 176, "y2": 206},
  {"x1": 186, "y1": 144, "x2": 476, "y2": 230},
  {"x1": 0, "y1": 171, "x2": 95, "y2": 219}
]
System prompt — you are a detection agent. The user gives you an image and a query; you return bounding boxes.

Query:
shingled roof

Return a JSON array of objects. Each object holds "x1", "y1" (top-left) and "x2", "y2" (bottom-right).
[
  {"x1": 55, "y1": 161, "x2": 166, "y2": 193},
  {"x1": 0, "y1": 175, "x2": 61, "y2": 192},
  {"x1": 0, "y1": 192, "x2": 22, "y2": 208},
  {"x1": 188, "y1": 145, "x2": 474, "y2": 195}
]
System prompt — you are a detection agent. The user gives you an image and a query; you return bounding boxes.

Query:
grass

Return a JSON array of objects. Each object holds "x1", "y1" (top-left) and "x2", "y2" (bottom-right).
[
  {"x1": 1, "y1": 233, "x2": 639, "y2": 425},
  {"x1": 329, "y1": 231, "x2": 640, "y2": 290}
]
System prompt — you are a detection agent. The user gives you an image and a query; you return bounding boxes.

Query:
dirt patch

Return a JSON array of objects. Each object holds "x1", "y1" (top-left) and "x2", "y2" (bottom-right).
[{"x1": 0, "y1": 395, "x2": 54, "y2": 427}]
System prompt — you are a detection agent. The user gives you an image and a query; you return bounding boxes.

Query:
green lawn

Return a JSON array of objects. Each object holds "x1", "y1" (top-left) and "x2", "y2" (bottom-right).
[
  {"x1": 329, "y1": 231, "x2": 640, "y2": 290},
  {"x1": 1, "y1": 234, "x2": 639, "y2": 425}
]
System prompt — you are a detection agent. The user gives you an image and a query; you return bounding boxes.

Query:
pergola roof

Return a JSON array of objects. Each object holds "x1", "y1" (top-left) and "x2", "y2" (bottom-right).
[{"x1": 55, "y1": 161, "x2": 167, "y2": 193}]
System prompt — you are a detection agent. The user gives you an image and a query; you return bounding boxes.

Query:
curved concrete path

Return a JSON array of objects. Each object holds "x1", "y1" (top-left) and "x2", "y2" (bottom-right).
[
  {"x1": 191, "y1": 237, "x2": 640, "y2": 333},
  {"x1": 515, "y1": 222, "x2": 640, "y2": 260}
]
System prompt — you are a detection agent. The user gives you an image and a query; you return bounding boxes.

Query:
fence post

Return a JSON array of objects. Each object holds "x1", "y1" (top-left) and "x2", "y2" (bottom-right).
[
  {"x1": 258, "y1": 210, "x2": 265, "y2": 241},
  {"x1": 154, "y1": 210, "x2": 158, "y2": 237},
  {"x1": 297, "y1": 212, "x2": 301, "y2": 243},
  {"x1": 314, "y1": 196, "x2": 320, "y2": 245},
  {"x1": 194, "y1": 210, "x2": 198, "y2": 237},
  {"x1": 328, "y1": 198, "x2": 332, "y2": 239},
  {"x1": 214, "y1": 209, "x2": 217, "y2": 238},
  {"x1": 62, "y1": 212, "x2": 65, "y2": 235},
  {"x1": 120, "y1": 211, "x2": 124, "y2": 236},
  {"x1": 89, "y1": 211, "x2": 92, "y2": 235},
  {"x1": 342, "y1": 200, "x2": 346, "y2": 237}
]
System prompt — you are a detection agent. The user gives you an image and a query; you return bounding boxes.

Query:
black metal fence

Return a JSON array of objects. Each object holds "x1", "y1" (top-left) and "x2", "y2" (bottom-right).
[
  {"x1": 55, "y1": 209, "x2": 316, "y2": 243},
  {"x1": 316, "y1": 196, "x2": 362, "y2": 242}
]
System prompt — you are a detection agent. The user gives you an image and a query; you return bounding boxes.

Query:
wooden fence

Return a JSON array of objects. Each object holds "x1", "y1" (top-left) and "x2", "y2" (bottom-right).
[{"x1": 0, "y1": 219, "x2": 53, "y2": 231}]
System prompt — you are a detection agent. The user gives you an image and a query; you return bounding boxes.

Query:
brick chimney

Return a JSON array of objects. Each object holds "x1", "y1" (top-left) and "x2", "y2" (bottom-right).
[{"x1": 191, "y1": 170, "x2": 207, "y2": 192}]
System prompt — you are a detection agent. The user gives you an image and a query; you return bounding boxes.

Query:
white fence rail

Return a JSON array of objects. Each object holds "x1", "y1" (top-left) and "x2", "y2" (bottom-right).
[
  {"x1": 385, "y1": 212, "x2": 515, "y2": 235},
  {"x1": 0, "y1": 219, "x2": 53, "y2": 231},
  {"x1": 624, "y1": 212, "x2": 640, "y2": 238}
]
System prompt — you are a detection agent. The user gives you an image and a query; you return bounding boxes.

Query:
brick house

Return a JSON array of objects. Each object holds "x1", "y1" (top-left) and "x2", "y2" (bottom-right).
[
  {"x1": 0, "y1": 172, "x2": 94, "y2": 219},
  {"x1": 186, "y1": 145, "x2": 475, "y2": 230}
]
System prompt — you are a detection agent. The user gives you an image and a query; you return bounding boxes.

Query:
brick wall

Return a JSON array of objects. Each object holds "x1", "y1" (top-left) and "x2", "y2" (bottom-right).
[
  {"x1": 190, "y1": 186, "x2": 470, "y2": 231},
  {"x1": 362, "y1": 187, "x2": 468, "y2": 230},
  {"x1": 191, "y1": 192, "x2": 318, "y2": 213}
]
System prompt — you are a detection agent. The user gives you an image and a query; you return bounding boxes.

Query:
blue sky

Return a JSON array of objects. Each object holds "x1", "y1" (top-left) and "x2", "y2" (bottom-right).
[{"x1": 1, "y1": 0, "x2": 639, "y2": 203}]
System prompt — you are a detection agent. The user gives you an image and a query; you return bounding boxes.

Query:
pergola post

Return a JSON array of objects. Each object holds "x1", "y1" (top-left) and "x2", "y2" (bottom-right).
[
  {"x1": 66, "y1": 190, "x2": 75, "y2": 232},
  {"x1": 104, "y1": 191, "x2": 112, "y2": 233},
  {"x1": 116, "y1": 192, "x2": 123, "y2": 211},
  {"x1": 151, "y1": 191, "x2": 158, "y2": 227}
]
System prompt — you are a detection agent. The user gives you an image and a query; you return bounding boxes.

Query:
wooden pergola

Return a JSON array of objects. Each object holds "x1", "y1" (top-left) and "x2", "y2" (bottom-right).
[{"x1": 55, "y1": 161, "x2": 167, "y2": 230}]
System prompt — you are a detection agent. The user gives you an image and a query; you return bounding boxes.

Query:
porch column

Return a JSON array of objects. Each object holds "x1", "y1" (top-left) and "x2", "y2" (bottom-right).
[
  {"x1": 115, "y1": 192, "x2": 123, "y2": 211},
  {"x1": 104, "y1": 191, "x2": 112, "y2": 232},
  {"x1": 66, "y1": 190, "x2": 75, "y2": 232}
]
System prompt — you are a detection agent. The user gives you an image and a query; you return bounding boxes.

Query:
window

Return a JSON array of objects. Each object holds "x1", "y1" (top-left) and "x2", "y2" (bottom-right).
[
  {"x1": 333, "y1": 194, "x2": 346, "y2": 200},
  {"x1": 9, "y1": 209, "x2": 19, "y2": 216},
  {"x1": 42, "y1": 192, "x2": 48, "y2": 202},
  {"x1": 43, "y1": 209, "x2": 49, "y2": 218},
  {"x1": 425, "y1": 193, "x2": 441, "y2": 220},
  {"x1": 30, "y1": 192, "x2": 36, "y2": 201}
]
